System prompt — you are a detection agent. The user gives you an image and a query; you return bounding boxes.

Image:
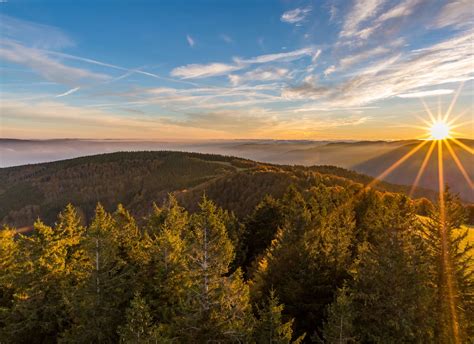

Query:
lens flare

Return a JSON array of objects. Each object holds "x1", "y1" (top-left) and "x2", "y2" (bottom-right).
[{"x1": 430, "y1": 121, "x2": 451, "y2": 140}]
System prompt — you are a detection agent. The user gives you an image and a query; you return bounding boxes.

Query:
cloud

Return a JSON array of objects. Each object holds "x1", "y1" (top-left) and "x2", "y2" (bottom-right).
[
  {"x1": 281, "y1": 6, "x2": 312, "y2": 24},
  {"x1": 171, "y1": 63, "x2": 240, "y2": 79},
  {"x1": 397, "y1": 89, "x2": 454, "y2": 98},
  {"x1": 233, "y1": 47, "x2": 316, "y2": 64},
  {"x1": 56, "y1": 87, "x2": 80, "y2": 98},
  {"x1": 339, "y1": 45, "x2": 391, "y2": 69},
  {"x1": 284, "y1": 30, "x2": 474, "y2": 107},
  {"x1": 1, "y1": 99, "x2": 235, "y2": 139},
  {"x1": 186, "y1": 34, "x2": 195, "y2": 47},
  {"x1": 340, "y1": 0, "x2": 387, "y2": 37},
  {"x1": 324, "y1": 65, "x2": 336, "y2": 76},
  {"x1": 0, "y1": 40, "x2": 109, "y2": 86},
  {"x1": 229, "y1": 67, "x2": 289, "y2": 86},
  {"x1": 0, "y1": 14, "x2": 73, "y2": 49},
  {"x1": 433, "y1": 0, "x2": 474, "y2": 29},
  {"x1": 377, "y1": 0, "x2": 422, "y2": 22},
  {"x1": 329, "y1": 3, "x2": 338, "y2": 21},
  {"x1": 171, "y1": 47, "x2": 316, "y2": 79},
  {"x1": 311, "y1": 49, "x2": 322, "y2": 63},
  {"x1": 162, "y1": 108, "x2": 278, "y2": 134},
  {"x1": 220, "y1": 34, "x2": 233, "y2": 43},
  {"x1": 344, "y1": 0, "x2": 424, "y2": 41}
]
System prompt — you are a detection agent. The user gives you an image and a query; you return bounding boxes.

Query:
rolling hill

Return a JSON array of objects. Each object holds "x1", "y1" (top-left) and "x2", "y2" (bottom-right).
[{"x1": 0, "y1": 151, "x2": 437, "y2": 229}]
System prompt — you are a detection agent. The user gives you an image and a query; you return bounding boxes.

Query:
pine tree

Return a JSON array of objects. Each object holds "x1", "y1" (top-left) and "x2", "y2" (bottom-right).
[
  {"x1": 142, "y1": 195, "x2": 190, "y2": 325},
  {"x1": 251, "y1": 187, "x2": 355, "y2": 338},
  {"x1": 61, "y1": 203, "x2": 133, "y2": 343},
  {"x1": 243, "y1": 195, "x2": 285, "y2": 272},
  {"x1": 175, "y1": 196, "x2": 254, "y2": 342},
  {"x1": 0, "y1": 227, "x2": 18, "y2": 340},
  {"x1": 4, "y1": 204, "x2": 88, "y2": 343},
  {"x1": 423, "y1": 190, "x2": 473, "y2": 343},
  {"x1": 322, "y1": 286, "x2": 356, "y2": 344},
  {"x1": 344, "y1": 222, "x2": 435, "y2": 343},
  {"x1": 253, "y1": 290, "x2": 305, "y2": 344},
  {"x1": 118, "y1": 293, "x2": 167, "y2": 343}
]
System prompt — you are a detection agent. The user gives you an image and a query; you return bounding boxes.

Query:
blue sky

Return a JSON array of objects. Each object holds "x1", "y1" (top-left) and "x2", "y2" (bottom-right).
[{"x1": 0, "y1": 0, "x2": 473, "y2": 140}]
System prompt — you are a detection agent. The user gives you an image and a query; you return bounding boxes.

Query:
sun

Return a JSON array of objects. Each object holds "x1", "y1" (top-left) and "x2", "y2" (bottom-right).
[{"x1": 429, "y1": 121, "x2": 451, "y2": 140}]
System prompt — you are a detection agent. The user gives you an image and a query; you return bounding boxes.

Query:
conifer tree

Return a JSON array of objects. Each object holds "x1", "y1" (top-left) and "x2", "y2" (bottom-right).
[
  {"x1": 243, "y1": 195, "x2": 285, "y2": 271},
  {"x1": 339, "y1": 224, "x2": 435, "y2": 343},
  {"x1": 0, "y1": 227, "x2": 18, "y2": 339},
  {"x1": 253, "y1": 290, "x2": 305, "y2": 344},
  {"x1": 141, "y1": 195, "x2": 190, "y2": 326},
  {"x1": 176, "y1": 196, "x2": 254, "y2": 342},
  {"x1": 252, "y1": 187, "x2": 355, "y2": 338},
  {"x1": 4, "y1": 205, "x2": 87, "y2": 343},
  {"x1": 62, "y1": 203, "x2": 133, "y2": 343},
  {"x1": 118, "y1": 293, "x2": 166, "y2": 344},
  {"x1": 423, "y1": 190, "x2": 473, "y2": 343},
  {"x1": 322, "y1": 286, "x2": 355, "y2": 344}
]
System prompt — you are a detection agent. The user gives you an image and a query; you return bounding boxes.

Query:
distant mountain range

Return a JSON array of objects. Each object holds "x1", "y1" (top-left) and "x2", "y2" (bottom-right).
[{"x1": 1, "y1": 138, "x2": 472, "y2": 208}]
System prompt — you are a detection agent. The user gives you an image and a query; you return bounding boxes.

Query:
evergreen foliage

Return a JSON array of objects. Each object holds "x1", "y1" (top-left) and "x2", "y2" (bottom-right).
[{"x1": 0, "y1": 178, "x2": 471, "y2": 343}]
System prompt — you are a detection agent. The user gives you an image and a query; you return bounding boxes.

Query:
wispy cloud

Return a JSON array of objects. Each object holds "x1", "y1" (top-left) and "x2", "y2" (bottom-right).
[
  {"x1": 285, "y1": 30, "x2": 474, "y2": 106},
  {"x1": 220, "y1": 34, "x2": 233, "y2": 43},
  {"x1": 0, "y1": 14, "x2": 73, "y2": 49},
  {"x1": 171, "y1": 47, "x2": 317, "y2": 79},
  {"x1": 0, "y1": 40, "x2": 109, "y2": 86},
  {"x1": 234, "y1": 47, "x2": 316, "y2": 64},
  {"x1": 397, "y1": 89, "x2": 454, "y2": 98},
  {"x1": 56, "y1": 87, "x2": 80, "y2": 98},
  {"x1": 324, "y1": 65, "x2": 336, "y2": 77},
  {"x1": 186, "y1": 34, "x2": 195, "y2": 47},
  {"x1": 433, "y1": 0, "x2": 474, "y2": 29},
  {"x1": 229, "y1": 67, "x2": 289, "y2": 86},
  {"x1": 281, "y1": 6, "x2": 312, "y2": 24},
  {"x1": 340, "y1": 0, "x2": 387, "y2": 37},
  {"x1": 171, "y1": 63, "x2": 240, "y2": 79}
]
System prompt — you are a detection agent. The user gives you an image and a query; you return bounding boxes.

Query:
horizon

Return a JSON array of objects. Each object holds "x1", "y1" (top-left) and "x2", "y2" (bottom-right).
[{"x1": 1, "y1": 0, "x2": 473, "y2": 141}]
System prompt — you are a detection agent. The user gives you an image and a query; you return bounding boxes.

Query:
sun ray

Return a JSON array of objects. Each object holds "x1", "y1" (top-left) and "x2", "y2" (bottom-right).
[
  {"x1": 437, "y1": 140, "x2": 461, "y2": 344},
  {"x1": 420, "y1": 99, "x2": 437, "y2": 124},
  {"x1": 415, "y1": 114, "x2": 433, "y2": 128},
  {"x1": 443, "y1": 82, "x2": 464, "y2": 122},
  {"x1": 444, "y1": 140, "x2": 474, "y2": 189},
  {"x1": 438, "y1": 96, "x2": 442, "y2": 120},
  {"x1": 409, "y1": 140, "x2": 436, "y2": 197},
  {"x1": 366, "y1": 140, "x2": 429, "y2": 189},
  {"x1": 450, "y1": 137, "x2": 474, "y2": 155},
  {"x1": 447, "y1": 108, "x2": 470, "y2": 126},
  {"x1": 450, "y1": 121, "x2": 473, "y2": 130}
]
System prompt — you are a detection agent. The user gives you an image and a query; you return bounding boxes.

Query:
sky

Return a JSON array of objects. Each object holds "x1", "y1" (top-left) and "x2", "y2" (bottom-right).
[{"x1": 0, "y1": 0, "x2": 473, "y2": 140}]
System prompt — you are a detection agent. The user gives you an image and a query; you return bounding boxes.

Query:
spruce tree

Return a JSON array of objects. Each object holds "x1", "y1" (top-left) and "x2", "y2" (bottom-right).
[
  {"x1": 62, "y1": 203, "x2": 133, "y2": 343},
  {"x1": 322, "y1": 286, "x2": 356, "y2": 344},
  {"x1": 253, "y1": 290, "x2": 305, "y2": 343},
  {"x1": 251, "y1": 187, "x2": 355, "y2": 338},
  {"x1": 176, "y1": 196, "x2": 254, "y2": 342},
  {"x1": 338, "y1": 203, "x2": 436, "y2": 343},
  {"x1": 4, "y1": 205, "x2": 88, "y2": 343},
  {"x1": 423, "y1": 190, "x2": 473, "y2": 343},
  {"x1": 118, "y1": 293, "x2": 166, "y2": 344},
  {"x1": 142, "y1": 195, "x2": 190, "y2": 327},
  {"x1": 0, "y1": 228, "x2": 19, "y2": 340}
]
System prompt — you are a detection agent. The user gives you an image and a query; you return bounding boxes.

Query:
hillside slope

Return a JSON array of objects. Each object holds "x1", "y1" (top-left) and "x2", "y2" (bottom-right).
[{"x1": 0, "y1": 151, "x2": 437, "y2": 228}]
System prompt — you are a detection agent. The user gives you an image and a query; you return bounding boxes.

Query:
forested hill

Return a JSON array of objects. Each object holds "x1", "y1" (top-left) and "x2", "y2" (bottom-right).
[{"x1": 0, "y1": 151, "x2": 437, "y2": 229}]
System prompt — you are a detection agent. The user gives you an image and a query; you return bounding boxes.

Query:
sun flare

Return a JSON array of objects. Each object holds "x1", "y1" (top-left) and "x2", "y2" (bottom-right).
[{"x1": 429, "y1": 121, "x2": 451, "y2": 140}]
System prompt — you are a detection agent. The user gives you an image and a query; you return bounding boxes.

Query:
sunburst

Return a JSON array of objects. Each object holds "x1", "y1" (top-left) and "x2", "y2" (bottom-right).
[{"x1": 365, "y1": 83, "x2": 472, "y2": 344}]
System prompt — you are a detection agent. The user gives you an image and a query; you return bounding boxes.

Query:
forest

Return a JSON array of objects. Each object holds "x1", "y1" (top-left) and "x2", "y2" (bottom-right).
[{"x1": 1, "y1": 175, "x2": 472, "y2": 343}]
